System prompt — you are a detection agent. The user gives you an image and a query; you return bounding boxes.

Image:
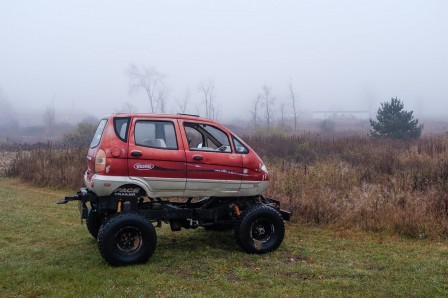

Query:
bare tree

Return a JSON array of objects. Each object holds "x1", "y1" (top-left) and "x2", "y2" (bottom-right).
[
  {"x1": 198, "y1": 79, "x2": 218, "y2": 120},
  {"x1": 156, "y1": 83, "x2": 169, "y2": 113},
  {"x1": 261, "y1": 85, "x2": 275, "y2": 130},
  {"x1": 279, "y1": 102, "x2": 287, "y2": 128},
  {"x1": 288, "y1": 80, "x2": 298, "y2": 132},
  {"x1": 44, "y1": 99, "x2": 56, "y2": 137},
  {"x1": 127, "y1": 64, "x2": 167, "y2": 113},
  {"x1": 250, "y1": 95, "x2": 262, "y2": 128},
  {"x1": 176, "y1": 88, "x2": 191, "y2": 114}
]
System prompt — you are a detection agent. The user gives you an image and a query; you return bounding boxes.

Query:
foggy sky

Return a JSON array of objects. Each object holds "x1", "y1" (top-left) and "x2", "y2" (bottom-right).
[{"x1": 1, "y1": 0, "x2": 447, "y2": 123}]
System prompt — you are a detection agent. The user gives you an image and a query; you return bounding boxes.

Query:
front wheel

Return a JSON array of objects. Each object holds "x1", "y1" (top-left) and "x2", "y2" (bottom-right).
[
  {"x1": 97, "y1": 213, "x2": 157, "y2": 266},
  {"x1": 234, "y1": 205, "x2": 285, "y2": 253}
]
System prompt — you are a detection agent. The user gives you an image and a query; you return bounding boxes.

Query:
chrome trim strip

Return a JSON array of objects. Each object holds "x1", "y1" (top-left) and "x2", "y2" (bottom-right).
[{"x1": 85, "y1": 175, "x2": 268, "y2": 198}]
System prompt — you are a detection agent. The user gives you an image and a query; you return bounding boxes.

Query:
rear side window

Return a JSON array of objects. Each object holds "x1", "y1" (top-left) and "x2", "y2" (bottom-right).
[
  {"x1": 90, "y1": 119, "x2": 107, "y2": 148},
  {"x1": 134, "y1": 120, "x2": 178, "y2": 149},
  {"x1": 114, "y1": 117, "x2": 130, "y2": 142}
]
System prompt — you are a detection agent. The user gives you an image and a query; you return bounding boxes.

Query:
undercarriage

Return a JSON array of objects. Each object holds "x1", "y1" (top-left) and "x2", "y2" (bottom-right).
[{"x1": 59, "y1": 188, "x2": 291, "y2": 266}]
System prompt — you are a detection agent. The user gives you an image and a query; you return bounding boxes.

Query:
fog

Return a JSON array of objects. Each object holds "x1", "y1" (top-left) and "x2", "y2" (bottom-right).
[{"x1": 1, "y1": 0, "x2": 447, "y2": 125}]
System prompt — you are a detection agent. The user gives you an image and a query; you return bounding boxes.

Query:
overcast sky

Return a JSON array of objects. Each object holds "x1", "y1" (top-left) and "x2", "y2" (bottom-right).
[{"x1": 1, "y1": 0, "x2": 447, "y2": 123}]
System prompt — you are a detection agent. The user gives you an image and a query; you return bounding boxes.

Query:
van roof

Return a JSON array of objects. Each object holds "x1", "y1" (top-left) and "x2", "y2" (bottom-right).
[{"x1": 106, "y1": 113, "x2": 220, "y2": 124}]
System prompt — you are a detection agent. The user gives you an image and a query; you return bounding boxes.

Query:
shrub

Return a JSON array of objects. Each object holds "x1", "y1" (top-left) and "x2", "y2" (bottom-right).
[{"x1": 370, "y1": 97, "x2": 423, "y2": 139}]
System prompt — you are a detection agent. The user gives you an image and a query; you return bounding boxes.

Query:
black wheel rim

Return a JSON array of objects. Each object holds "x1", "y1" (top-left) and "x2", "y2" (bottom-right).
[
  {"x1": 115, "y1": 226, "x2": 143, "y2": 254},
  {"x1": 250, "y1": 218, "x2": 274, "y2": 242}
]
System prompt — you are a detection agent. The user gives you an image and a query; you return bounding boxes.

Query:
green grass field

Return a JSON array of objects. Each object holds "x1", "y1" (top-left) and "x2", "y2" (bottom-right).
[{"x1": 1, "y1": 177, "x2": 448, "y2": 297}]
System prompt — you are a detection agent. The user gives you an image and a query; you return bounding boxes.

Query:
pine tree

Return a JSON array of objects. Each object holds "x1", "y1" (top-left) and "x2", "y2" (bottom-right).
[{"x1": 370, "y1": 97, "x2": 423, "y2": 139}]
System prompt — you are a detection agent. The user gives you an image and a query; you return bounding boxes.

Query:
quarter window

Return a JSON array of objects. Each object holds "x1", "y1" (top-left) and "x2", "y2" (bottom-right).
[
  {"x1": 233, "y1": 137, "x2": 249, "y2": 154},
  {"x1": 90, "y1": 119, "x2": 107, "y2": 148},
  {"x1": 114, "y1": 117, "x2": 130, "y2": 142},
  {"x1": 135, "y1": 121, "x2": 177, "y2": 149}
]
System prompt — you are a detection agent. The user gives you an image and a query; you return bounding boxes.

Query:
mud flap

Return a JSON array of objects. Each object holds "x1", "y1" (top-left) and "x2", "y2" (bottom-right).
[{"x1": 280, "y1": 209, "x2": 292, "y2": 221}]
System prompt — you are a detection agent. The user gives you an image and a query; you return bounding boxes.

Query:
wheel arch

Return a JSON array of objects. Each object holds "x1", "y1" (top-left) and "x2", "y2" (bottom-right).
[
  {"x1": 111, "y1": 175, "x2": 160, "y2": 198},
  {"x1": 111, "y1": 183, "x2": 148, "y2": 199}
]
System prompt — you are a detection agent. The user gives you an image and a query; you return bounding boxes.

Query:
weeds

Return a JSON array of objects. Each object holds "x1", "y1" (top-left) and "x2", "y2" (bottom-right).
[
  {"x1": 1, "y1": 178, "x2": 448, "y2": 296},
  {"x1": 248, "y1": 134, "x2": 448, "y2": 238},
  {"x1": 6, "y1": 143, "x2": 85, "y2": 189},
  {"x1": 5, "y1": 134, "x2": 448, "y2": 238}
]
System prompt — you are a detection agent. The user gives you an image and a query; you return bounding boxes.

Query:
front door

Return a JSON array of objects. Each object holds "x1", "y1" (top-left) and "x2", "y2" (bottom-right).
[
  {"x1": 181, "y1": 121, "x2": 243, "y2": 197},
  {"x1": 127, "y1": 118, "x2": 186, "y2": 197}
]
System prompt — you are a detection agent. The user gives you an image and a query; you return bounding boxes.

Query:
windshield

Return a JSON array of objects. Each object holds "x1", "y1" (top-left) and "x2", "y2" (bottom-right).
[{"x1": 90, "y1": 119, "x2": 107, "y2": 148}]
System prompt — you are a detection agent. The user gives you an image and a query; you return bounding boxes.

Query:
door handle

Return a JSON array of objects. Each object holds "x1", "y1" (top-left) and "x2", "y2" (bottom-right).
[
  {"x1": 131, "y1": 150, "x2": 142, "y2": 157},
  {"x1": 193, "y1": 155, "x2": 203, "y2": 161}
]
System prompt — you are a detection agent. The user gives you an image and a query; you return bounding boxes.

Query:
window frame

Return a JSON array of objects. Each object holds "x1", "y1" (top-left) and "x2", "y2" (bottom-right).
[
  {"x1": 183, "y1": 122, "x2": 232, "y2": 153},
  {"x1": 89, "y1": 119, "x2": 107, "y2": 149},
  {"x1": 113, "y1": 117, "x2": 130, "y2": 143},
  {"x1": 134, "y1": 119, "x2": 179, "y2": 150},
  {"x1": 232, "y1": 135, "x2": 249, "y2": 154}
]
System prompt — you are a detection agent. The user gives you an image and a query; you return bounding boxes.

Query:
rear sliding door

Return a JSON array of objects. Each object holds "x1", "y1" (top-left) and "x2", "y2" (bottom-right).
[{"x1": 127, "y1": 118, "x2": 186, "y2": 196}]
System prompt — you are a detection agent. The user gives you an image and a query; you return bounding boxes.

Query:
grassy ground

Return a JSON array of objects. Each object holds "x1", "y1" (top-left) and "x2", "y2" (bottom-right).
[{"x1": 1, "y1": 177, "x2": 448, "y2": 297}]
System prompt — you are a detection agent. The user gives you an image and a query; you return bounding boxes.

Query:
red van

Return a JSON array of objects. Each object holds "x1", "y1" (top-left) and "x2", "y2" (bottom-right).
[{"x1": 60, "y1": 113, "x2": 290, "y2": 266}]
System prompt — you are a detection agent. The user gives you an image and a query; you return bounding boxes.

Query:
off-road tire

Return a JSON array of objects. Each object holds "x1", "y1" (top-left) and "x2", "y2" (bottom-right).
[
  {"x1": 97, "y1": 212, "x2": 157, "y2": 266},
  {"x1": 86, "y1": 209, "x2": 102, "y2": 239},
  {"x1": 234, "y1": 205, "x2": 285, "y2": 253}
]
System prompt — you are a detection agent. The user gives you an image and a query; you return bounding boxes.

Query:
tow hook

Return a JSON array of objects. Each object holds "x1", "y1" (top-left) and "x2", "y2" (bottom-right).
[
  {"x1": 57, "y1": 188, "x2": 91, "y2": 220},
  {"x1": 57, "y1": 188, "x2": 90, "y2": 204}
]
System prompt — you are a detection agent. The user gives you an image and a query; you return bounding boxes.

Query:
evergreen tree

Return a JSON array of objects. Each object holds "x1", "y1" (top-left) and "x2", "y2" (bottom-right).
[{"x1": 370, "y1": 97, "x2": 423, "y2": 139}]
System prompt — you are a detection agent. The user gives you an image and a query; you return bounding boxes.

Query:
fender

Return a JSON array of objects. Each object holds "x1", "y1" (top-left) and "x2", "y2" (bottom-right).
[
  {"x1": 127, "y1": 177, "x2": 156, "y2": 197},
  {"x1": 87, "y1": 175, "x2": 155, "y2": 197}
]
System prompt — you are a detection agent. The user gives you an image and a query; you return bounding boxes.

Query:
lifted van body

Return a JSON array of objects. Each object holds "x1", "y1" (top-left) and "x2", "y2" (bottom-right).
[{"x1": 60, "y1": 114, "x2": 290, "y2": 266}]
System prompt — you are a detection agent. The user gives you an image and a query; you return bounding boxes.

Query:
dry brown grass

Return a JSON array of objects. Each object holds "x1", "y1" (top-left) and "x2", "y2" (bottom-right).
[
  {"x1": 246, "y1": 134, "x2": 448, "y2": 238},
  {"x1": 5, "y1": 134, "x2": 448, "y2": 238},
  {"x1": 0, "y1": 151, "x2": 16, "y2": 175},
  {"x1": 6, "y1": 144, "x2": 85, "y2": 190}
]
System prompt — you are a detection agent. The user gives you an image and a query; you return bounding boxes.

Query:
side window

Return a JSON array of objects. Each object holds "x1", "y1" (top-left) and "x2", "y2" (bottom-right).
[
  {"x1": 184, "y1": 123, "x2": 231, "y2": 152},
  {"x1": 185, "y1": 127, "x2": 203, "y2": 148},
  {"x1": 134, "y1": 120, "x2": 177, "y2": 149},
  {"x1": 90, "y1": 119, "x2": 107, "y2": 148},
  {"x1": 233, "y1": 137, "x2": 249, "y2": 154},
  {"x1": 114, "y1": 117, "x2": 130, "y2": 142}
]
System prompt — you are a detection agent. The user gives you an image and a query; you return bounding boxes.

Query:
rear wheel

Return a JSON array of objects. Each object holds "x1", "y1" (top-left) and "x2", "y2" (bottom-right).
[
  {"x1": 234, "y1": 205, "x2": 285, "y2": 253},
  {"x1": 97, "y1": 213, "x2": 157, "y2": 266}
]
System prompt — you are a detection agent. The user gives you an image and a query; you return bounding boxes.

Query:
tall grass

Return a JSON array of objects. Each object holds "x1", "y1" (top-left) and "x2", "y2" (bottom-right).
[
  {"x1": 6, "y1": 134, "x2": 448, "y2": 238},
  {"x1": 6, "y1": 143, "x2": 85, "y2": 189},
  {"x1": 246, "y1": 134, "x2": 448, "y2": 238}
]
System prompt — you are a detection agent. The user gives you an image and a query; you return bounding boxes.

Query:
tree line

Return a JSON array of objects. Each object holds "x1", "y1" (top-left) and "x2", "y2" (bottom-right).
[
  {"x1": 0, "y1": 63, "x2": 424, "y2": 141},
  {"x1": 125, "y1": 64, "x2": 300, "y2": 131},
  {"x1": 126, "y1": 64, "x2": 423, "y2": 139}
]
